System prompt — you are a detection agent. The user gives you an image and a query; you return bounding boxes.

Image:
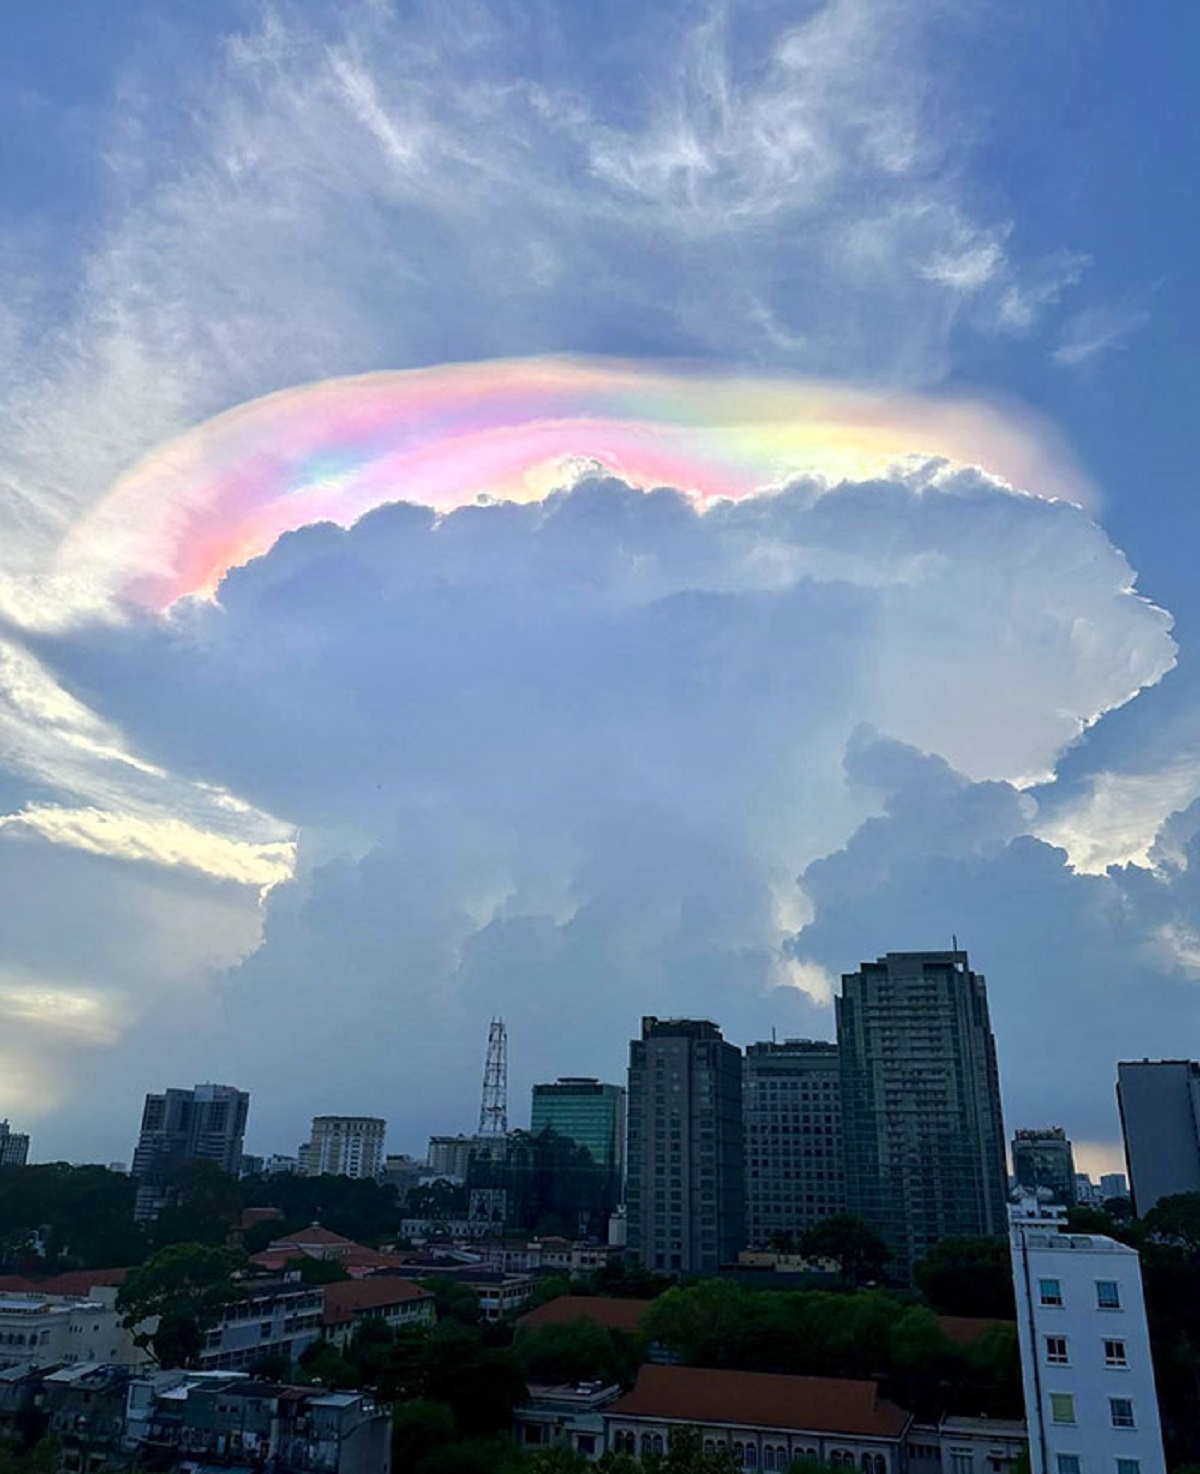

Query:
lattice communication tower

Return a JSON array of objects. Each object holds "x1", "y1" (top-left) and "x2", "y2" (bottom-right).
[{"x1": 478, "y1": 1016, "x2": 508, "y2": 1137}]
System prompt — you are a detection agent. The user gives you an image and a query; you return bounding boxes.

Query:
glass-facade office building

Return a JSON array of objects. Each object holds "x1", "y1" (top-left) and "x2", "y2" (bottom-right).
[{"x1": 531, "y1": 1077, "x2": 626, "y2": 1180}]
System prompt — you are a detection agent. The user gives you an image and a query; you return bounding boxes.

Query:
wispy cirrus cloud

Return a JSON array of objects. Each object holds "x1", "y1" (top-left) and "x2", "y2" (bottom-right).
[{"x1": 1054, "y1": 297, "x2": 1152, "y2": 366}]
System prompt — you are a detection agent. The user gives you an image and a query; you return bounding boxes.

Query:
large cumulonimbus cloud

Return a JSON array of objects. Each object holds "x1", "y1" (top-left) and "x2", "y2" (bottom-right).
[{"x1": 28, "y1": 463, "x2": 1179, "y2": 1155}]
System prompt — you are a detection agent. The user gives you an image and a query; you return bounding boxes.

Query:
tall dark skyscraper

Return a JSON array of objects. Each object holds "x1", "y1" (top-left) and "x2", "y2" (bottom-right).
[
  {"x1": 837, "y1": 951, "x2": 1007, "y2": 1276},
  {"x1": 1117, "y1": 1058, "x2": 1200, "y2": 1215},
  {"x1": 743, "y1": 1039, "x2": 844, "y2": 1248},
  {"x1": 626, "y1": 1018, "x2": 744, "y2": 1274},
  {"x1": 132, "y1": 1082, "x2": 250, "y2": 1220}
]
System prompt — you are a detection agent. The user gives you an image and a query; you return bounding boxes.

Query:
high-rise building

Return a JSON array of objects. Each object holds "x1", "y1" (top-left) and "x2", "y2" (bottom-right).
[
  {"x1": 1099, "y1": 1173, "x2": 1129, "y2": 1202},
  {"x1": 1010, "y1": 1199, "x2": 1166, "y2": 1474},
  {"x1": 300, "y1": 1117, "x2": 386, "y2": 1179},
  {"x1": 1116, "y1": 1059, "x2": 1200, "y2": 1215},
  {"x1": 626, "y1": 1018, "x2": 744, "y2": 1274},
  {"x1": 743, "y1": 1040, "x2": 844, "y2": 1248},
  {"x1": 131, "y1": 1083, "x2": 250, "y2": 1221},
  {"x1": 1013, "y1": 1128, "x2": 1078, "y2": 1207},
  {"x1": 0, "y1": 1120, "x2": 30, "y2": 1167},
  {"x1": 427, "y1": 1134, "x2": 495, "y2": 1182},
  {"x1": 531, "y1": 1078, "x2": 626, "y2": 1181},
  {"x1": 837, "y1": 950, "x2": 1008, "y2": 1277}
]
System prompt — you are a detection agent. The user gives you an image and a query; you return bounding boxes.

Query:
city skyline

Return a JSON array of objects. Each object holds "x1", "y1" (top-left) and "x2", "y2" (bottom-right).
[
  {"x1": 5, "y1": 997, "x2": 1130, "y2": 1185},
  {"x1": 1, "y1": 3, "x2": 1198, "y2": 1168}
]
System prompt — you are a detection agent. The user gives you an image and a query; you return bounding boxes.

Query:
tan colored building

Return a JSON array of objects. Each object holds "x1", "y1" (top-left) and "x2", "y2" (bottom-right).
[
  {"x1": 301, "y1": 1117, "x2": 386, "y2": 1180},
  {"x1": 321, "y1": 1278, "x2": 434, "y2": 1349}
]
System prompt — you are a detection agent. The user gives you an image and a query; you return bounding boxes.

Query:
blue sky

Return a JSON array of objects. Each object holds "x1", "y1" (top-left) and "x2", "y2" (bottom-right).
[{"x1": 1, "y1": 0, "x2": 1198, "y2": 1171}]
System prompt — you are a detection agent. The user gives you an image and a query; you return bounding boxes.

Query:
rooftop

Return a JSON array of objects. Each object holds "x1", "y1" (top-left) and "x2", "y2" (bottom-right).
[
  {"x1": 321, "y1": 1278, "x2": 432, "y2": 1326},
  {"x1": 608, "y1": 1366, "x2": 911, "y2": 1439},
  {"x1": 518, "y1": 1296, "x2": 651, "y2": 1334}
]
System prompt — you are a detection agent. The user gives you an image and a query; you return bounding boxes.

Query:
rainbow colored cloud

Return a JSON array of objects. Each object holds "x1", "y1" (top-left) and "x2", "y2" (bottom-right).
[{"x1": 62, "y1": 357, "x2": 1091, "y2": 611}]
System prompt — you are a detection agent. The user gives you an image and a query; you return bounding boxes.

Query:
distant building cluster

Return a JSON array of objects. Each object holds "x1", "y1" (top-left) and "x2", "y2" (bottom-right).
[
  {"x1": 0, "y1": 1121, "x2": 29, "y2": 1168},
  {"x1": 5, "y1": 942, "x2": 1192, "y2": 1473}
]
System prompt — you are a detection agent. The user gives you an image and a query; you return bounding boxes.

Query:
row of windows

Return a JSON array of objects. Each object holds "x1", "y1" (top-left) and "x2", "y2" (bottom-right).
[
  {"x1": 1045, "y1": 1334, "x2": 1127, "y2": 1368},
  {"x1": 1049, "y1": 1394, "x2": 1136, "y2": 1430},
  {"x1": 1039, "y1": 1277, "x2": 1122, "y2": 1310},
  {"x1": 610, "y1": 1432, "x2": 881, "y2": 1471},
  {"x1": 1056, "y1": 1458, "x2": 1142, "y2": 1474}
]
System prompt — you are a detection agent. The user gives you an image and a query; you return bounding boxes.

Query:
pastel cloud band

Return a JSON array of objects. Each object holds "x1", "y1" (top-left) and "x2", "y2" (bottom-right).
[{"x1": 59, "y1": 357, "x2": 1093, "y2": 612}]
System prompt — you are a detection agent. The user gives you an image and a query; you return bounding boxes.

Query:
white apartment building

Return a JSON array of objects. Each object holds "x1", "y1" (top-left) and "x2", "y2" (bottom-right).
[
  {"x1": 0, "y1": 1287, "x2": 152, "y2": 1371},
  {"x1": 1010, "y1": 1202, "x2": 1166, "y2": 1474},
  {"x1": 300, "y1": 1116, "x2": 385, "y2": 1179}
]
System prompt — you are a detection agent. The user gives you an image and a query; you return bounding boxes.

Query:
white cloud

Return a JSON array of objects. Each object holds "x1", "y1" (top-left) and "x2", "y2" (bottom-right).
[
  {"x1": 0, "y1": 0, "x2": 1091, "y2": 629},
  {"x1": 17, "y1": 467, "x2": 1166, "y2": 1154},
  {"x1": 1054, "y1": 299, "x2": 1151, "y2": 366},
  {"x1": 1035, "y1": 760, "x2": 1200, "y2": 873}
]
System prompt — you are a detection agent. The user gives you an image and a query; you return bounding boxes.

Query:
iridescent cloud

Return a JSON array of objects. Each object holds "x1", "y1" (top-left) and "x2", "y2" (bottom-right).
[{"x1": 60, "y1": 357, "x2": 1091, "y2": 611}]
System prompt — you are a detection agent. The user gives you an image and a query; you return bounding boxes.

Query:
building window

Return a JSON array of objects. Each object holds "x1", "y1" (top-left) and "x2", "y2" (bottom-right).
[
  {"x1": 1039, "y1": 1278, "x2": 1063, "y2": 1306},
  {"x1": 1110, "y1": 1398, "x2": 1135, "y2": 1429},
  {"x1": 1096, "y1": 1280, "x2": 1121, "y2": 1310},
  {"x1": 950, "y1": 1453, "x2": 972, "y2": 1474},
  {"x1": 1045, "y1": 1336, "x2": 1069, "y2": 1364},
  {"x1": 1115, "y1": 1461, "x2": 1140, "y2": 1474},
  {"x1": 1055, "y1": 1457, "x2": 1080, "y2": 1474},
  {"x1": 1104, "y1": 1338, "x2": 1128, "y2": 1367},
  {"x1": 1050, "y1": 1394, "x2": 1076, "y2": 1425}
]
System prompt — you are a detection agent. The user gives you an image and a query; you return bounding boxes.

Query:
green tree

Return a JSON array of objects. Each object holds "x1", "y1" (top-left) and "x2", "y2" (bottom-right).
[
  {"x1": 0, "y1": 1163, "x2": 146, "y2": 1271},
  {"x1": 151, "y1": 1160, "x2": 244, "y2": 1249},
  {"x1": 594, "y1": 1452, "x2": 641, "y2": 1474},
  {"x1": 516, "y1": 1318, "x2": 636, "y2": 1386},
  {"x1": 1143, "y1": 1193, "x2": 1200, "y2": 1253},
  {"x1": 117, "y1": 1241, "x2": 246, "y2": 1366},
  {"x1": 287, "y1": 1254, "x2": 352, "y2": 1285},
  {"x1": 913, "y1": 1235, "x2": 1016, "y2": 1317},
  {"x1": 419, "y1": 1276, "x2": 483, "y2": 1326},
  {"x1": 391, "y1": 1398, "x2": 455, "y2": 1472},
  {"x1": 0, "y1": 1437, "x2": 59, "y2": 1474},
  {"x1": 664, "y1": 1424, "x2": 738, "y2": 1473},
  {"x1": 421, "y1": 1324, "x2": 528, "y2": 1435},
  {"x1": 798, "y1": 1215, "x2": 890, "y2": 1287},
  {"x1": 525, "y1": 1275, "x2": 575, "y2": 1311},
  {"x1": 523, "y1": 1448, "x2": 592, "y2": 1474}
]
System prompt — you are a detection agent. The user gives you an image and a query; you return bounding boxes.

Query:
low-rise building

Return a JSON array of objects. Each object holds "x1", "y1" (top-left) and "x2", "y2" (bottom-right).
[
  {"x1": 321, "y1": 1279, "x2": 434, "y2": 1349},
  {"x1": 0, "y1": 1286, "x2": 152, "y2": 1372},
  {"x1": 134, "y1": 1370, "x2": 391, "y2": 1472},
  {"x1": 250, "y1": 1223, "x2": 406, "y2": 1278},
  {"x1": 604, "y1": 1365, "x2": 911, "y2": 1469},
  {"x1": 42, "y1": 1363, "x2": 133, "y2": 1472},
  {"x1": 197, "y1": 1281, "x2": 324, "y2": 1372},
  {"x1": 515, "y1": 1381, "x2": 622, "y2": 1461},
  {"x1": 908, "y1": 1417, "x2": 1028, "y2": 1474}
]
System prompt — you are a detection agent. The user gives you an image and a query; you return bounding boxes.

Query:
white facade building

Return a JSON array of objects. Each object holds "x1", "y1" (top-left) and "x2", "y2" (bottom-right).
[
  {"x1": 1010, "y1": 1202, "x2": 1166, "y2": 1474},
  {"x1": 300, "y1": 1117, "x2": 385, "y2": 1179},
  {"x1": 0, "y1": 1287, "x2": 152, "y2": 1371}
]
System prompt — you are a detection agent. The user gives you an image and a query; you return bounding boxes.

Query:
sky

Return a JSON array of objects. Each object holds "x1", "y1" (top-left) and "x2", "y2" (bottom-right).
[{"x1": 2, "y1": 0, "x2": 1198, "y2": 1176}]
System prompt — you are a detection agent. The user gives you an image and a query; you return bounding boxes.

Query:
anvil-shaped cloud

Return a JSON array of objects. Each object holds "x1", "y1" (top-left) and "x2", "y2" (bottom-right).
[
  {"x1": 51, "y1": 359, "x2": 1091, "y2": 617},
  {"x1": 19, "y1": 396, "x2": 1180, "y2": 1154}
]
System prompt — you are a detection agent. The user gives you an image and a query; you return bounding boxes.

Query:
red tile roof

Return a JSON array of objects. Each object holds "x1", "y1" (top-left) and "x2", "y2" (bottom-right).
[
  {"x1": 272, "y1": 1224, "x2": 356, "y2": 1248},
  {"x1": 517, "y1": 1296, "x2": 651, "y2": 1334},
  {"x1": 0, "y1": 1269, "x2": 129, "y2": 1297},
  {"x1": 607, "y1": 1366, "x2": 911, "y2": 1439},
  {"x1": 321, "y1": 1277, "x2": 433, "y2": 1326}
]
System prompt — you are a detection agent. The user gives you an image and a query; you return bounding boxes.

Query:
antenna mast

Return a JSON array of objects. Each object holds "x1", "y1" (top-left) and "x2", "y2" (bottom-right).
[{"x1": 478, "y1": 1017, "x2": 508, "y2": 1137}]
